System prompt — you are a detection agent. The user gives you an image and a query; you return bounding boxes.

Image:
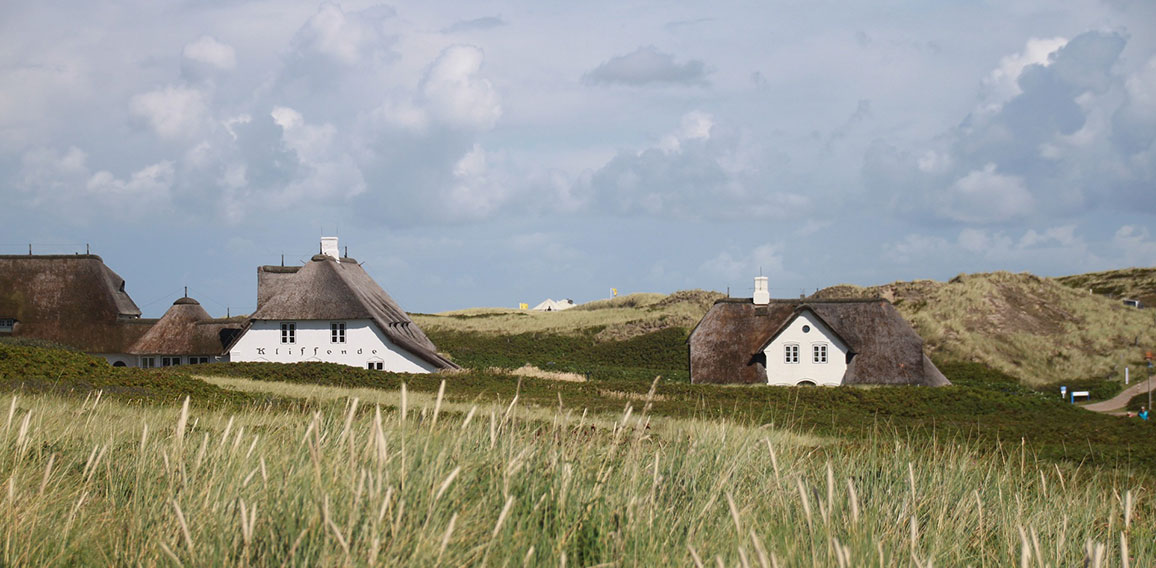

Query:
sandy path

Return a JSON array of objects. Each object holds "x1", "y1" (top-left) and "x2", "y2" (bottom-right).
[{"x1": 1083, "y1": 375, "x2": 1155, "y2": 413}]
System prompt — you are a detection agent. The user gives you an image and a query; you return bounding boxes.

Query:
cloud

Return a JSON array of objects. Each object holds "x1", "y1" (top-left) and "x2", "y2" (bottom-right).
[
  {"x1": 182, "y1": 36, "x2": 236, "y2": 71},
  {"x1": 129, "y1": 86, "x2": 209, "y2": 139},
  {"x1": 581, "y1": 112, "x2": 807, "y2": 220},
  {"x1": 418, "y1": 45, "x2": 502, "y2": 131},
  {"x1": 701, "y1": 243, "x2": 784, "y2": 282},
  {"x1": 1113, "y1": 225, "x2": 1156, "y2": 266},
  {"x1": 442, "y1": 16, "x2": 506, "y2": 34},
  {"x1": 289, "y1": 2, "x2": 396, "y2": 66},
  {"x1": 864, "y1": 30, "x2": 1155, "y2": 224},
  {"x1": 936, "y1": 164, "x2": 1033, "y2": 223},
  {"x1": 584, "y1": 46, "x2": 709, "y2": 86},
  {"x1": 17, "y1": 146, "x2": 174, "y2": 219},
  {"x1": 884, "y1": 225, "x2": 1098, "y2": 266}
]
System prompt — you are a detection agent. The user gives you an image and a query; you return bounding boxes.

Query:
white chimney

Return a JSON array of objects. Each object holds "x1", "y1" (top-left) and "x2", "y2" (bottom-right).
[
  {"x1": 321, "y1": 236, "x2": 340, "y2": 261},
  {"x1": 753, "y1": 276, "x2": 770, "y2": 305}
]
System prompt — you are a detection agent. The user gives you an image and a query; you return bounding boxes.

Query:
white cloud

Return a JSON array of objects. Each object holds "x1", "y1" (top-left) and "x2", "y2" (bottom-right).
[
  {"x1": 980, "y1": 37, "x2": 1067, "y2": 113},
  {"x1": 182, "y1": 36, "x2": 236, "y2": 70},
  {"x1": 938, "y1": 164, "x2": 1034, "y2": 223},
  {"x1": 419, "y1": 45, "x2": 502, "y2": 131},
  {"x1": 659, "y1": 111, "x2": 714, "y2": 153},
  {"x1": 129, "y1": 86, "x2": 209, "y2": 139},
  {"x1": 87, "y1": 161, "x2": 174, "y2": 197}
]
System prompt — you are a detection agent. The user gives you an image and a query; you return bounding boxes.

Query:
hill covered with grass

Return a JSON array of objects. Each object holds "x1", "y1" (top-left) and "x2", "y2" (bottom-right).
[
  {"x1": 815, "y1": 271, "x2": 1156, "y2": 386},
  {"x1": 1057, "y1": 266, "x2": 1156, "y2": 307}
]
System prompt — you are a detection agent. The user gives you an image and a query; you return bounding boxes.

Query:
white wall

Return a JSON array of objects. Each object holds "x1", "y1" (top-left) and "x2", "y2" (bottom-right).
[
  {"x1": 228, "y1": 319, "x2": 438, "y2": 373},
  {"x1": 96, "y1": 353, "x2": 136, "y2": 367},
  {"x1": 763, "y1": 311, "x2": 848, "y2": 386}
]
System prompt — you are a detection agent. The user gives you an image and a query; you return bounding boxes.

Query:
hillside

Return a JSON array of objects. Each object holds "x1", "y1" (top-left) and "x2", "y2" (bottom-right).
[
  {"x1": 1056, "y1": 266, "x2": 1156, "y2": 307},
  {"x1": 814, "y1": 271, "x2": 1156, "y2": 386},
  {"x1": 411, "y1": 290, "x2": 723, "y2": 341}
]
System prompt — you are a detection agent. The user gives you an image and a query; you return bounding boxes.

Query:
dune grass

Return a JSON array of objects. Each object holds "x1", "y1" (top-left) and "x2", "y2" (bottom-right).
[
  {"x1": 411, "y1": 290, "x2": 721, "y2": 340},
  {"x1": 2, "y1": 383, "x2": 1153, "y2": 566},
  {"x1": 820, "y1": 272, "x2": 1156, "y2": 387}
]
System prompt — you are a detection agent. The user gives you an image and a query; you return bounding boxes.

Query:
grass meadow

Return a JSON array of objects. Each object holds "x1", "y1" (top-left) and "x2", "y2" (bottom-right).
[{"x1": 2, "y1": 380, "x2": 1153, "y2": 567}]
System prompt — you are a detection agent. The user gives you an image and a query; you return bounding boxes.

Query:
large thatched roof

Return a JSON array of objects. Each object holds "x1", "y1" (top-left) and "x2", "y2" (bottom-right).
[
  {"x1": 688, "y1": 297, "x2": 948, "y2": 386},
  {"x1": 249, "y1": 256, "x2": 458, "y2": 370},
  {"x1": 0, "y1": 255, "x2": 153, "y2": 353},
  {"x1": 130, "y1": 297, "x2": 244, "y2": 356}
]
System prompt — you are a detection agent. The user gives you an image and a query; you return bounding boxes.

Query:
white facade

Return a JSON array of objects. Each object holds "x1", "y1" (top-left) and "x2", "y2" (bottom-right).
[
  {"x1": 762, "y1": 311, "x2": 848, "y2": 386},
  {"x1": 228, "y1": 319, "x2": 439, "y2": 373}
]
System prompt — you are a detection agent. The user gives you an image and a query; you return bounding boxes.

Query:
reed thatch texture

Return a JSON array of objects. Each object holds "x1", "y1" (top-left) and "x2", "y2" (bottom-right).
[
  {"x1": 0, "y1": 255, "x2": 152, "y2": 353},
  {"x1": 689, "y1": 297, "x2": 948, "y2": 386}
]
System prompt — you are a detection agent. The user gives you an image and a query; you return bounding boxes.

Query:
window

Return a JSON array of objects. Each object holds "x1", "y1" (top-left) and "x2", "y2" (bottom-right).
[
  {"x1": 281, "y1": 322, "x2": 296, "y2": 344},
  {"x1": 0, "y1": 319, "x2": 14, "y2": 332},
  {"x1": 188, "y1": 356, "x2": 210, "y2": 365},
  {"x1": 331, "y1": 322, "x2": 346, "y2": 343},
  {"x1": 141, "y1": 357, "x2": 156, "y2": 368},
  {"x1": 784, "y1": 344, "x2": 799, "y2": 364},
  {"x1": 161, "y1": 356, "x2": 181, "y2": 367},
  {"x1": 367, "y1": 361, "x2": 384, "y2": 371},
  {"x1": 813, "y1": 343, "x2": 828, "y2": 364}
]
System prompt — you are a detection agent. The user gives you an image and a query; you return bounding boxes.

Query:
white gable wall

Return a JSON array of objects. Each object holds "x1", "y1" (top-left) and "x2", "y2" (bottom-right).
[
  {"x1": 228, "y1": 319, "x2": 439, "y2": 373},
  {"x1": 763, "y1": 311, "x2": 849, "y2": 386}
]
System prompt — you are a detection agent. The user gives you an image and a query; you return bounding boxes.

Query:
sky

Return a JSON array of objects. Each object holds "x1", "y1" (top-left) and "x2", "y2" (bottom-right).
[{"x1": 2, "y1": 1, "x2": 1155, "y2": 317}]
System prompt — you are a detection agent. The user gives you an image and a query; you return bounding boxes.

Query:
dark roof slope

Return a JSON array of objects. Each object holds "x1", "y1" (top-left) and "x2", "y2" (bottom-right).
[
  {"x1": 688, "y1": 298, "x2": 948, "y2": 386},
  {"x1": 250, "y1": 257, "x2": 458, "y2": 370},
  {"x1": 0, "y1": 255, "x2": 151, "y2": 352},
  {"x1": 130, "y1": 298, "x2": 244, "y2": 355}
]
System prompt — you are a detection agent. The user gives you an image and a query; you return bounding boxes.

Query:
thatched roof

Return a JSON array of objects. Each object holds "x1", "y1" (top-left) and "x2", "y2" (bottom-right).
[
  {"x1": 688, "y1": 297, "x2": 948, "y2": 386},
  {"x1": 0, "y1": 255, "x2": 153, "y2": 352},
  {"x1": 130, "y1": 297, "x2": 244, "y2": 356},
  {"x1": 249, "y1": 257, "x2": 458, "y2": 370}
]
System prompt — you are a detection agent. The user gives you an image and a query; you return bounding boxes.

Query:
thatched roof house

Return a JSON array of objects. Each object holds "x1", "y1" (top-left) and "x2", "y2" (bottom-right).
[
  {"x1": 0, "y1": 255, "x2": 153, "y2": 361},
  {"x1": 689, "y1": 277, "x2": 947, "y2": 387},
  {"x1": 129, "y1": 297, "x2": 243, "y2": 364},
  {"x1": 228, "y1": 238, "x2": 457, "y2": 372}
]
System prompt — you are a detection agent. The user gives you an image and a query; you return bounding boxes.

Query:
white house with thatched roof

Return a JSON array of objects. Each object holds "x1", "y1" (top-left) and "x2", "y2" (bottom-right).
[
  {"x1": 688, "y1": 276, "x2": 948, "y2": 387},
  {"x1": 226, "y1": 238, "x2": 458, "y2": 373}
]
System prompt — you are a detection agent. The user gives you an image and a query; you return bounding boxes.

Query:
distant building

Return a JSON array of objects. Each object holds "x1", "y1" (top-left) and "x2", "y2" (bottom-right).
[
  {"x1": 1123, "y1": 298, "x2": 1143, "y2": 309},
  {"x1": 129, "y1": 297, "x2": 243, "y2": 368},
  {"x1": 531, "y1": 298, "x2": 576, "y2": 312},
  {"x1": 226, "y1": 237, "x2": 458, "y2": 373},
  {"x1": 0, "y1": 254, "x2": 152, "y2": 366},
  {"x1": 688, "y1": 276, "x2": 949, "y2": 387}
]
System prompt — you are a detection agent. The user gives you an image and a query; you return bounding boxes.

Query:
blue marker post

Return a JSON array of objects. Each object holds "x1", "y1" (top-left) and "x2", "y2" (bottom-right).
[{"x1": 1060, "y1": 386, "x2": 1067, "y2": 403}]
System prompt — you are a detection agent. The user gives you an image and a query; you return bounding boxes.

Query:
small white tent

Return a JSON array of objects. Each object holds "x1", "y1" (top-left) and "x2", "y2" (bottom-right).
[{"x1": 531, "y1": 298, "x2": 576, "y2": 312}]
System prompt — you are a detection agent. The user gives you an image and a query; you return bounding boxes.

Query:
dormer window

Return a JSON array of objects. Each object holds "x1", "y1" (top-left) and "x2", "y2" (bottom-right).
[{"x1": 0, "y1": 319, "x2": 13, "y2": 332}]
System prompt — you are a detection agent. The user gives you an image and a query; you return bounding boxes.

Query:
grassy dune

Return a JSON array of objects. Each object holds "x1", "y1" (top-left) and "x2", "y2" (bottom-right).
[
  {"x1": 815, "y1": 272, "x2": 1156, "y2": 386},
  {"x1": 1058, "y1": 267, "x2": 1156, "y2": 307},
  {"x1": 412, "y1": 290, "x2": 722, "y2": 341}
]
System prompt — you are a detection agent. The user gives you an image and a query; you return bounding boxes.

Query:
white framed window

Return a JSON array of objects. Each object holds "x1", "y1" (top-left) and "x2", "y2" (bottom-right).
[
  {"x1": 141, "y1": 357, "x2": 156, "y2": 368},
  {"x1": 0, "y1": 319, "x2": 14, "y2": 332},
  {"x1": 367, "y1": 361, "x2": 384, "y2": 371},
  {"x1": 331, "y1": 322, "x2": 346, "y2": 343},
  {"x1": 813, "y1": 343, "x2": 828, "y2": 364},
  {"x1": 784, "y1": 344, "x2": 799, "y2": 364},
  {"x1": 161, "y1": 356, "x2": 181, "y2": 367},
  {"x1": 281, "y1": 322, "x2": 296, "y2": 344}
]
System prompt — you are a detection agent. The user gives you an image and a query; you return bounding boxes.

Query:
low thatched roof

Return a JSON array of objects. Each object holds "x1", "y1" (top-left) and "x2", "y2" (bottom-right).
[
  {"x1": 0, "y1": 255, "x2": 152, "y2": 353},
  {"x1": 688, "y1": 298, "x2": 948, "y2": 386},
  {"x1": 130, "y1": 297, "x2": 244, "y2": 356},
  {"x1": 248, "y1": 257, "x2": 458, "y2": 370}
]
